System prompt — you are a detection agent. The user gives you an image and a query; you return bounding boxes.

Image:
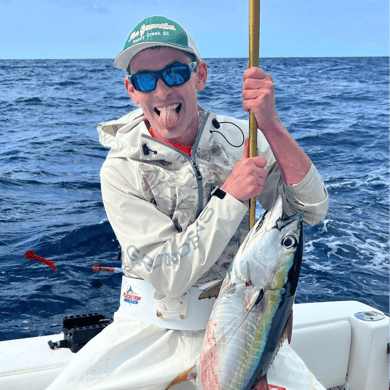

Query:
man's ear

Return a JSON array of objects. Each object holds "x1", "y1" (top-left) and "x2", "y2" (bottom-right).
[
  {"x1": 125, "y1": 77, "x2": 140, "y2": 105},
  {"x1": 195, "y1": 61, "x2": 208, "y2": 92}
]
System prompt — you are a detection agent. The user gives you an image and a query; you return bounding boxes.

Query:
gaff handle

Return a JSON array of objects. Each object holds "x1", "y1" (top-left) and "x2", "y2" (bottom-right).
[{"x1": 249, "y1": 0, "x2": 260, "y2": 229}]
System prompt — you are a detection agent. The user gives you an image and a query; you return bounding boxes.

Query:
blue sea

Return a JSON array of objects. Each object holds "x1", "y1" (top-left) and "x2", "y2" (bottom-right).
[{"x1": 0, "y1": 57, "x2": 388, "y2": 341}]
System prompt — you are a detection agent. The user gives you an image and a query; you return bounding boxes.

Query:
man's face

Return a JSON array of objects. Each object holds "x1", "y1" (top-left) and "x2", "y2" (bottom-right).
[{"x1": 125, "y1": 47, "x2": 207, "y2": 146}]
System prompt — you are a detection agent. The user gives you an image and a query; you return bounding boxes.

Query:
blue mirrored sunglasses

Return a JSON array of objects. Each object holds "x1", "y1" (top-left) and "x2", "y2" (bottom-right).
[{"x1": 129, "y1": 62, "x2": 198, "y2": 92}]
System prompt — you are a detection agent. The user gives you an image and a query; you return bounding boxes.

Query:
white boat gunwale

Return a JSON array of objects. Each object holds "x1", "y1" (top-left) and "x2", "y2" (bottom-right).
[{"x1": 0, "y1": 300, "x2": 388, "y2": 390}]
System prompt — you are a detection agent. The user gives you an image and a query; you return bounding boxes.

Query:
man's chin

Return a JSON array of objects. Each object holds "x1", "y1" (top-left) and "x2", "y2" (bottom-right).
[
  {"x1": 154, "y1": 128, "x2": 181, "y2": 142},
  {"x1": 151, "y1": 115, "x2": 183, "y2": 135}
]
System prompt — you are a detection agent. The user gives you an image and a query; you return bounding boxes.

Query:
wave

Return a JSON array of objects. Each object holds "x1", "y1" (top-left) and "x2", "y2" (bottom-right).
[{"x1": 14, "y1": 97, "x2": 42, "y2": 105}]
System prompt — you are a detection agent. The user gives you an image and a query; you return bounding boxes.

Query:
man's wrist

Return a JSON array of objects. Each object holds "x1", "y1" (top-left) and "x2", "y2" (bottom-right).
[{"x1": 257, "y1": 114, "x2": 283, "y2": 138}]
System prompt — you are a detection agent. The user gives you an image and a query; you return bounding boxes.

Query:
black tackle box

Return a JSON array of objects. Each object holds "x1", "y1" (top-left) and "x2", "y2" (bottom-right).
[{"x1": 48, "y1": 313, "x2": 113, "y2": 353}]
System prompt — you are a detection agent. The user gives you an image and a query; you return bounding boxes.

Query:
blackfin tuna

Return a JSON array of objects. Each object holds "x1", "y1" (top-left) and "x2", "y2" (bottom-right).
[{"x1": 166, "y1": 195, "x2": 303, "y2": 390}]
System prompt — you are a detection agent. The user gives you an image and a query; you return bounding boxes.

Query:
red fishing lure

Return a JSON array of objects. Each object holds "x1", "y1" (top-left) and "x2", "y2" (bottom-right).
[
  {"x1": 25, "y1": 250, "x2": 57, "y2": 271},
  {"x1": 92, "y1": 264, "x2": 122, "y2": 274}
]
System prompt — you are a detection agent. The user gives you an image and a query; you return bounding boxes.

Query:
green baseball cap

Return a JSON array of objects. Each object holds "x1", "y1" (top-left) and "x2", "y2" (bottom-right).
[{"x1": 114, "y1": 16, "x2": 201, "y2": 71}]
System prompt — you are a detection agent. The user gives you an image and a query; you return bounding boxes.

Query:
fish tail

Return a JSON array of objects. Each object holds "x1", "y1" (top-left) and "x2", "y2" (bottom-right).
[{"x1": 251, "y1": 374, "x2": 268, "y2": 390}]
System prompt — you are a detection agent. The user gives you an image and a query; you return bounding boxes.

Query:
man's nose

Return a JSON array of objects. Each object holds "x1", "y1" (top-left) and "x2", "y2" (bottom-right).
[{"x1": 154, "y1": 77, "x2": 171, "y2": 98}]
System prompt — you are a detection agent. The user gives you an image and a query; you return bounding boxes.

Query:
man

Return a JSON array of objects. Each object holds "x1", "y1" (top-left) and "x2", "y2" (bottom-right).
[{"x1": 47, "y1": 15, "x2": 328, "y2": 390}]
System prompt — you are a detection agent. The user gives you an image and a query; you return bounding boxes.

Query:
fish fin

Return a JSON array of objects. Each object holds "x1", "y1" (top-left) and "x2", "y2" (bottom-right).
[
  {"x1": 245, "y1": 289, "x2": 264, "y2": 312},
  {"x1": 282, "y1": 310, "x2": 293, "y2": 344},
  {"x1": 198, "y1": 279, "x2": 223, "y2": 300},
  {"x1": 165, "y1": 365, "x2": 197, "y2": 389},
  {"x1": 270, "y1": 311, "x2": 294, "y2": 368},
  {"x1": 251, "y1": 374, "x2": 268, "y2": 390}
]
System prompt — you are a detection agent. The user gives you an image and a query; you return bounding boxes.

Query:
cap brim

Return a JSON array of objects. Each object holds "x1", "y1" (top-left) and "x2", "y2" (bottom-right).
[{"x1": 114, "y1": 42, "x2": 201, "y2": 71}]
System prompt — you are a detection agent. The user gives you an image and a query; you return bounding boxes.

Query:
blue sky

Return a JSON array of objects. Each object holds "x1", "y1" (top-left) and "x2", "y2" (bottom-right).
[{"x1": 1, "y1": 0, "x2": 388, "y2": 59}]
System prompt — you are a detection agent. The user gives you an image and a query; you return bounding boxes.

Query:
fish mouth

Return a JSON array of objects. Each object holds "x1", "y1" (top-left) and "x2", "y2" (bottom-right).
[
  {"x1": 253, "y1": 196, "x2": 303, "y2": 234},
  {"x1": 276, "y1": 211, "x2": 304, "y2": 231},
  {"x1": 154, "y1": 103, "x2": 182, "y2": 116},
  {"x1": 253, "y1": 195, "x2": 283, "y2": 234}
]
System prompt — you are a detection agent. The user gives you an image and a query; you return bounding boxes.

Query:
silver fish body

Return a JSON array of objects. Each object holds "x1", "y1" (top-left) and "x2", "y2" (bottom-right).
[{"x1": 198, "y1": 195, "x2": 303, "y2": 390}]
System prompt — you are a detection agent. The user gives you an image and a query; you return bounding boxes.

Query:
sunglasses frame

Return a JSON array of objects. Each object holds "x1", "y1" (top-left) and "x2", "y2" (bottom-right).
[{"x1": 128, "y1": 61, "x2": 198, "y2": 92}]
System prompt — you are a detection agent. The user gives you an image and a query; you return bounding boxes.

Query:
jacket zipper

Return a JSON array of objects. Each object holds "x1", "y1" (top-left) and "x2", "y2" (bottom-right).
[
  {"x1": 191, "y1": 112, "x2": 210, "y2": 218},
  {"x1": 141, "y1": 112, "x2": 210, "y2": 220},
  {"x1": 190, "y1": 158, "x2": 203, "y2": 218}
]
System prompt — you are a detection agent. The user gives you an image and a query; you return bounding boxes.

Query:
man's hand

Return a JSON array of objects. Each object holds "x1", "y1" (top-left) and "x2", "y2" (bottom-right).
[
  {"x1": 221, "y1": 138, "x2": 268, "y2": 202},
  {"x1": 242, "y1": 65, "x2": 312, "y2": 185},
  {"x1": 242, "y1": 65, "x2": 280, "y2": 131}
]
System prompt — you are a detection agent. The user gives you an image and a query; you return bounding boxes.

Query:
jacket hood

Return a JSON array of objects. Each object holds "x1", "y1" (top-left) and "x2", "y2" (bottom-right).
[
  {"x1": 97, "y1": 106, "x2": 215, "y2": 162},
  {"x1": 97, "y1": 108, "x2": 149, "y2": 160}
]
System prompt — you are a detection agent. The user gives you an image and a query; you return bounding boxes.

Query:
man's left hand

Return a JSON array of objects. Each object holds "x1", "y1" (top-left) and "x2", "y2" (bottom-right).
[{"x1": 242, "y1": 66, "x2": 280, "y2": 132}]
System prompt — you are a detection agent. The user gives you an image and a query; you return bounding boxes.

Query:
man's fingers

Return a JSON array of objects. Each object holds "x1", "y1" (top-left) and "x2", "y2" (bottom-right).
[
  {"x1": 243, "y1": 79, "x2": 263, "y2": 90},
  {"x1": 243, "y1": 97, "x2": 265, "y2": 114},
  {"x1": 253, "y1": 157, "x2": 267, "y2": 169},
  {"x1": 221, "y1": 151, "x2": 268, "y2": 201},
  {"x1": 244, "y1": 66, "x2": 272, "y2": 80},
  {"x1": 243, "y1": 78, "x2": 274, "y2": 92},
  {"x1": 242, "y1": 138, "x2": 249, "y2": 159},
  {"x1": 241, "y1": 138, "x2": 267, "y2": 168},
  {"x1": 244, "y1": 158, "x2": 267, "y2": 171},
  {"x1": 243, "y1": 89, "x2": 263, "y2": 100}
]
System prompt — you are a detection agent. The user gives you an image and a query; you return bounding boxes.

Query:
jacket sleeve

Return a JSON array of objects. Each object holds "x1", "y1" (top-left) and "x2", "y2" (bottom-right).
[
  {"x1": 100, "y1": 161, "x2": 248, "y2": 298},
  {"x1": 259, "y1": 158, "x2": 329, "y2": 226},
  {"x1": 248, "y1": 125, "x2": 328, "y2": 226},
  {"x1": 215, "y1": 117, "x2": 329, "y2": 226}
]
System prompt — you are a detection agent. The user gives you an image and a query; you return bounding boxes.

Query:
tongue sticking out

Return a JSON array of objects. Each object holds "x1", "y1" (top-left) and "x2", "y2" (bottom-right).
[
  {"x1": 156, "y1": 103, "x2": 181, "y2": 128},
  {"x1": 160, "y1": 108, "x2": 179, "y2": 128}
]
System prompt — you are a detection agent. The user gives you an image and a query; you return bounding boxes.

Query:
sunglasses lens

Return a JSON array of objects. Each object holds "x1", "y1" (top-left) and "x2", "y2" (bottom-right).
[
  {"x1": 132, "y1": 73, "x2": 157, "y2": 92},
  {"x1": 162, "y1": 65, "x2": 190, "y2": 87}
]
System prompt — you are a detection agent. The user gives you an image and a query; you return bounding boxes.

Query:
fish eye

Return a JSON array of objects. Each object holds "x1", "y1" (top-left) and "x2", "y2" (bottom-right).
[{"x1": 282, "y1": 235, "x2": 296, "y2": 249}]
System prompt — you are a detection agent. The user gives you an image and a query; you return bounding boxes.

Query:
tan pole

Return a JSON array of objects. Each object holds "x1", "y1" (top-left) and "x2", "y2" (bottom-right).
[{"x1": 249, "y1": 0, "x2": 260, "y2": 229}]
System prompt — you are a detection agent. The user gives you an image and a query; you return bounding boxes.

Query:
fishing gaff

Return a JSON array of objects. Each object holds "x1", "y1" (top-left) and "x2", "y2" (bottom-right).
[{"x1": 249, "y1": 0, "x2": 260, "y2": 229}]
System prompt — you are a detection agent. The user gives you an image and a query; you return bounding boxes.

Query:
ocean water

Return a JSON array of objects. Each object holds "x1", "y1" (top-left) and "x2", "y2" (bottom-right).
[{"x1": 0, "y1": 57, "x2": 388, "y2": 341}]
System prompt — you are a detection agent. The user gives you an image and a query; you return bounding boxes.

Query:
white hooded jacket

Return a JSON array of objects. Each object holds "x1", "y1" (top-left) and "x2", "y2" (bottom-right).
[{"x1": 98, "y1": 106, "x2": 328, "y2": 305}]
